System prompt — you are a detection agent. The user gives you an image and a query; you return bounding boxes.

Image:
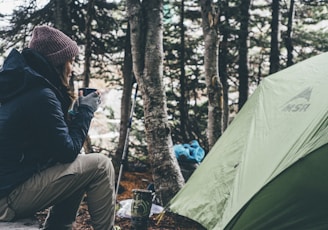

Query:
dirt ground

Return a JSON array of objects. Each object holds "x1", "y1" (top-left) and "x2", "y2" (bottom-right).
[{"x1": 36, "y1": 170, "x2": 206, "y2": 230}]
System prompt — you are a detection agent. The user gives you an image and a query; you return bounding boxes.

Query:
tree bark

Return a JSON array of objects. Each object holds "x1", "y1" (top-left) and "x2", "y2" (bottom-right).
[
  {"x1": 83, "y1": 0, "x2": 95, "y2": 88},
  {"x1": 114, "y1": 23, "x2": 134, "y2": 173},
  {"x1": 80, "y1": 0, "x2": 95, "y2": 154},
  {"x1": 53, "y1": 0, "x2": 71, "y2": 35},
  {"x1": 127, "y1": 0, "x2": 184, "y2": 206},
  {"x1": 200, "y1": 0, "x2": 223, "y2": 149},
  {"x1": 238, "y1": 0, "x2": 251, "y2": 110},
  {"x1": 286, "y1": 0, "x2": 295, "y2": 67},
  {"x1": 179, "y1": 0, "x2": 189, "y2": 142},
  {"x1": 219, "y1": 0, "x2": 230, "y2": 130},
  {"x1": 269, "y1": 0, "x2": 280, "y2": 74}
]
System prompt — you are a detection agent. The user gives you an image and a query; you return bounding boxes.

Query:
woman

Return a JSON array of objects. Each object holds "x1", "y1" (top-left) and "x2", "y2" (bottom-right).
[{"x1": 0, "y1": 25, "x2": 116, "y2": 230}]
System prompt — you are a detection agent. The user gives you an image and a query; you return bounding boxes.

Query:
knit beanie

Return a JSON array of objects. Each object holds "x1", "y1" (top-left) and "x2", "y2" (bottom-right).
[{"x1": 28, "y1": 25, "x2": 79, "y2": 66}]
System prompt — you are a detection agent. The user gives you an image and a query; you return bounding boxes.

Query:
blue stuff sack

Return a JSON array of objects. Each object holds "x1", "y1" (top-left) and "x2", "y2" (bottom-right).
[{"x1": 173, "y1": 140, "x2": 205, "y2": 163}]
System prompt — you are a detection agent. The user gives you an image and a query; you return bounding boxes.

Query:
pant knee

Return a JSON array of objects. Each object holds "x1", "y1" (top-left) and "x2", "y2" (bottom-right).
[{"x1": 95, "y1": 154, "x2": 114, "y2": 173}]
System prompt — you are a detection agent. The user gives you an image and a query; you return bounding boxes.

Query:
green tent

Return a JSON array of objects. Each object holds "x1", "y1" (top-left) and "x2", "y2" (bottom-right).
[{"x1": 168, "y1": 52, "x2": 328, "y2": 230}]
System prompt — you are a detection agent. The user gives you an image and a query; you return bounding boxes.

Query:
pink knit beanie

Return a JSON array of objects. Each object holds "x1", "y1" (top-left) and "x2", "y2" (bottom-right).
[{"x1": 28, "y1": 25, "x2": 79, "y2": 66}]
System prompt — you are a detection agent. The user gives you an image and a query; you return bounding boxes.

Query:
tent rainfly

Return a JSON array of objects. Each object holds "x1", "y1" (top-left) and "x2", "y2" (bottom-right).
[{"x1": 168, "y1": 52, "x2": 328, "y2": 230}]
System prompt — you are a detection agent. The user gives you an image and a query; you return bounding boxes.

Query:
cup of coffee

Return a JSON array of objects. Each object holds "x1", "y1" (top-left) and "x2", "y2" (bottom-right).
[{"x1": 79, "y1": 87, "x2": 97, "y2": 96}]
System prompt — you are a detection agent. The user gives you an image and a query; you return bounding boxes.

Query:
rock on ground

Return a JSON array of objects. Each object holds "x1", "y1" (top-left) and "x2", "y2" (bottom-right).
[{"x1": 0, "y1": 218, "x2": 39, "y2": 229}]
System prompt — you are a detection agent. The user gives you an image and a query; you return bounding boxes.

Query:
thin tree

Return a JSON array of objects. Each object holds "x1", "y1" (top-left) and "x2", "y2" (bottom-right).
[
  {"x1": 238, "y1": 0, "x2": 251, "y2": 110},
  {"x1": 285, "y1": 0, "x2": 295, "y2": 67},
  {"x1": 127, "y1": 0, "x2": 184, "y2": 205},
  {"x1": 179, "y1": 0, "x2": 189, "y2": 142},
  {"x1": 269, "y1": 0, "x2": 280, "y2": 74},
  {"x1": 81, "y1": 0, "x2": 96, "y2": 154},
  {"x1": 114, "y1": 23, "x2": 134, "y2": 173},
  {"x1": 54, "y1": 0, "x2": 72, "y2": 34},
  {"x1": 200, "y1": 0, "x2": 223, "y2": 149},
  {"x1": 218, "y1": 0, "x2": 230, "y2": 130},
  {"x1": 83, "y1": 0, "x2": 95, "y2": 88}
]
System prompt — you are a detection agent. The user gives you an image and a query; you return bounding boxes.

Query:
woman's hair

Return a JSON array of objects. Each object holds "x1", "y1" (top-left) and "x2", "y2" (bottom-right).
[{"x1": 54, "y1": 63, "x2": 75, "y2": 106}]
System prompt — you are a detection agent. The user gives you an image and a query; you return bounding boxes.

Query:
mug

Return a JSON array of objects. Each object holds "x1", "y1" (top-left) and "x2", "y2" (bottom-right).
[
  {"x1": 131, "y1": 189, "x2": 153, "y2": 230},
  {"x1": 79, "y1": 87, "x2": 97, "y2": 96}
]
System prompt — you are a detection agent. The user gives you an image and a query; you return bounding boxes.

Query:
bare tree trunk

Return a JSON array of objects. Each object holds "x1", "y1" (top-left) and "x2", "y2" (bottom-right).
[
  {"x1": 200, "y1": 0, "x2": 223, "y2": 149},
  {"x1": 114, "y1": 23, "x2": 134, "y2": 173},
  {"x1": 238, "y1": 0, "x2": 251, "y2": 110},
  {"x1": 83, "y1": 0, "x2": 95, "y2": 88},
  {"x1": 81, "y1": 0, "x2": 95, "y2": 154},
  {"x1": 269, "y1": 0, "x2": 280, "y2": 74},
  {"x1": 127, "y1": 0, "x2": 184, "y2": 206},
  {"x1": 179, "y1": 0, "x2": 189, "y2": 142},
  {"x1": 219, "y1": 0, "x2": 230, "y2": 130},
  {"x1": 285, "y1": 0, "x2": 295, "y2": 67},
  {"x1": 54, "y1": 0, "x2": 71, "y2": 34}
]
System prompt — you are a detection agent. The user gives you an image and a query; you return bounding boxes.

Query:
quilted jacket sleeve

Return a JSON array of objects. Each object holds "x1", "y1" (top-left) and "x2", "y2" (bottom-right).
[{"x1": 30, "y1": 88, "x2": 94, "y2": 163}]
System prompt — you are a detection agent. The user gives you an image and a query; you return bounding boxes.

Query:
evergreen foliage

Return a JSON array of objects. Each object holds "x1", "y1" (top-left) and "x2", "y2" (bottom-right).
[
  {"x1": 0, "y1": 0, "x2": 121, "y2": 81},
  {"x1": 1, "y1": 0, "x2": 328, "y2": 154}
]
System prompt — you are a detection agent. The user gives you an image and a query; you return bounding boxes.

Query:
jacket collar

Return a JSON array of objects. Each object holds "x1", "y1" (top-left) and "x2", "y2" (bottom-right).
[{"x1": 0, "y1": 49, "x2": 71, "y2": 113}]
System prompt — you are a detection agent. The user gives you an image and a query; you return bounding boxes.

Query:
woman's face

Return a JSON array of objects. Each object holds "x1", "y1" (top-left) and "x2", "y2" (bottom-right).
[{"x1": 64, "y1": 59, "x2": 74, "y2": 80}]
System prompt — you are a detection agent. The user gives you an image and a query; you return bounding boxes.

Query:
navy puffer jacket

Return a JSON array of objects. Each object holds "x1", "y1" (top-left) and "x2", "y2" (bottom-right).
[{"x1": 0, "y1": 49, "x2": 94, "y2": 198}]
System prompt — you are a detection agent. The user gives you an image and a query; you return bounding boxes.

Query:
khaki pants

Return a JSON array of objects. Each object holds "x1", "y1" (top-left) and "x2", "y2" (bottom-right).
[{"x1": 0, "y1": 154, "x2": 116, "y2": 230}]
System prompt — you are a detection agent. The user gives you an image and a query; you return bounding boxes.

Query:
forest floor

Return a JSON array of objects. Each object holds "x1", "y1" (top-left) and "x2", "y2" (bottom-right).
[{"x1": 35, "y1": 169, "x2": 206, "y2": 230}]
